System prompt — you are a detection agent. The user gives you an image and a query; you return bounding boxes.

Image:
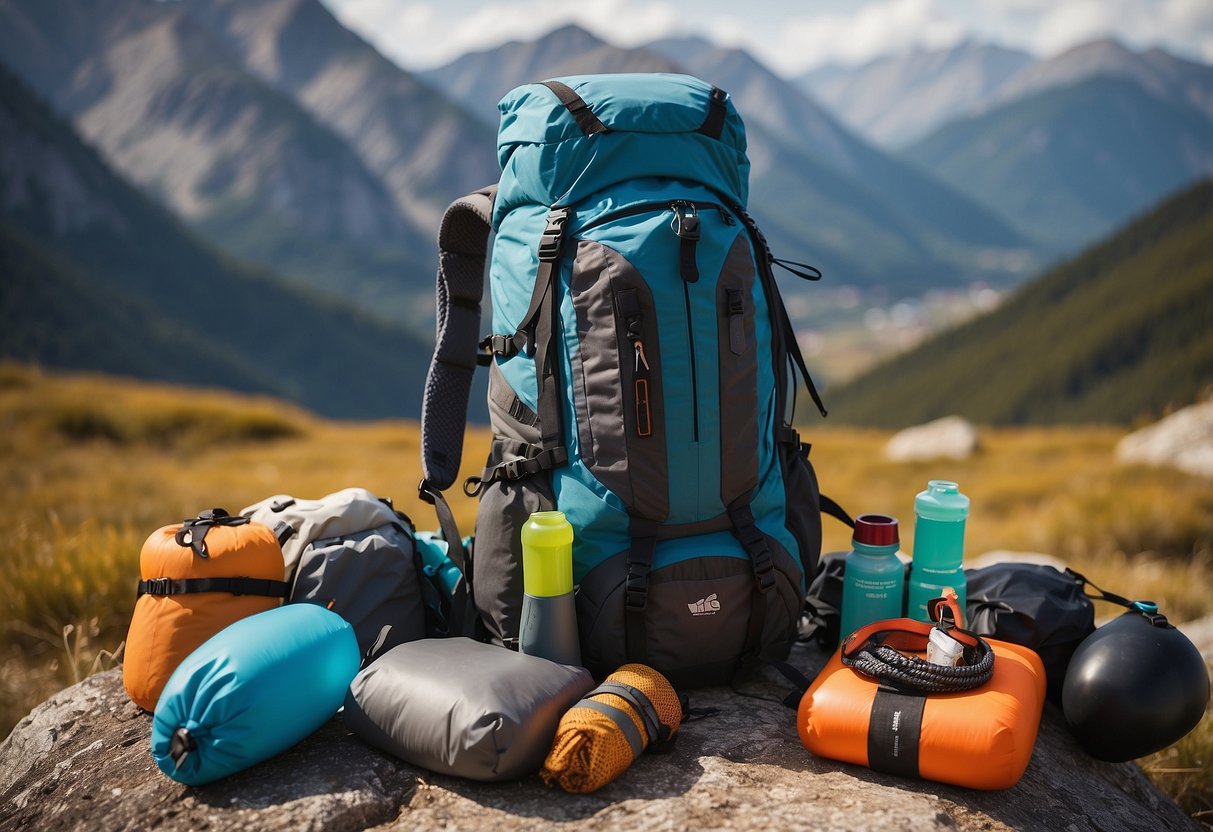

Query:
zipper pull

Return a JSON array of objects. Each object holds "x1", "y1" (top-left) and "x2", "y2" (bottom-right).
[
  {"x1": 670, "y1": 202, "x2": 701, "y2": 240},
  {"x1": 634, "y1": 339, "x2": 650, "y2": 373},
  {"x1": 633, "y1": 339, "x2": 652, "y2": 437}
]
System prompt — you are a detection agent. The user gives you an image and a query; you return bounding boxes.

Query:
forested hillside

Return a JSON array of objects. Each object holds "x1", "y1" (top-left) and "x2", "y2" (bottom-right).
[{"x1": 825, "y1": 180, "x2": 1213, "y2": 426}]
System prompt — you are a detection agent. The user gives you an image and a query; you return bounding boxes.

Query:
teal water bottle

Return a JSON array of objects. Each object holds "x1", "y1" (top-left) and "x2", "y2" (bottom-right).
[
  {"x1": 518, "y1": 511, "x2": 581, "y2": 666},
  {"x1": 907, "y1": 480, "x2": 970, "y2": 622},
  {"x1": 839, "y1": 514, "x2": 904, "y2": 646}
]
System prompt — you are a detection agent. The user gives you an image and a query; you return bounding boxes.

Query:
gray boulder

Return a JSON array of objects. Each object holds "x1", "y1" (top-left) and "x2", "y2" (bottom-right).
[
  {"x1": 885, "y1": 416, "x2": 979, "y2": 462},
  {"x1": 0, "y1": 644, "x2": 1197, "y2": 832},
  {"x1": 1117, "y1": 399, "x2": 1213, "y2": 478}
]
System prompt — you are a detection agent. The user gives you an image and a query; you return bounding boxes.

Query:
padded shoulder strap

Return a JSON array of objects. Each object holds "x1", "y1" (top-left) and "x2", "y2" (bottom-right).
[{"x1": 421, "y1": 184, "x2": 497, "y2": 491}]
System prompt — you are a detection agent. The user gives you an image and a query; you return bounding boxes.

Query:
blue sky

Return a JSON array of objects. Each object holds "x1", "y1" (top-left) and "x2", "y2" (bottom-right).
[{"x1": 320, "y1": 0, "x2": 1213, "y2": 76}]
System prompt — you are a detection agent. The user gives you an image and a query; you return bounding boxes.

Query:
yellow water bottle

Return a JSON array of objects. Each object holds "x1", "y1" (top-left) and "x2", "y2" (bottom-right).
[{"x1": 519, "y1": 511, "x2": 581, "y2": 666}]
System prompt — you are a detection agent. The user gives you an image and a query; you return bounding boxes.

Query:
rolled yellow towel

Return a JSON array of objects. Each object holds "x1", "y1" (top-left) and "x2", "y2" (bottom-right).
[{"x1": 541, "y1": 663, "x2": 682, "y2": 793}]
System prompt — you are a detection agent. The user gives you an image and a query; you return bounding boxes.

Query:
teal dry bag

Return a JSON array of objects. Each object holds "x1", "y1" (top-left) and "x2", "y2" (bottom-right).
[{"x1": 151, "y1": 603, "x2": 360, "y2": 785}]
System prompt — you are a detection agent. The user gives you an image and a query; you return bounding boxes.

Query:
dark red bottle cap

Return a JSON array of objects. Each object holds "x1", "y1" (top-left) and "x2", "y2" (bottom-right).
[{"x1": 853, "y1": 514, "x2": 899, "y2": 547}]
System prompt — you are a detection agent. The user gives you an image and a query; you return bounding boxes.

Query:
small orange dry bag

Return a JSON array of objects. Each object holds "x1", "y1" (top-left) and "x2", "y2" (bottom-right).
[
  {"x1": 798, "y1": 614, "x2": 1045, "y2": 790},
  {"x1": 123, "y1": 509, "x2": 288, "y2": 711}
]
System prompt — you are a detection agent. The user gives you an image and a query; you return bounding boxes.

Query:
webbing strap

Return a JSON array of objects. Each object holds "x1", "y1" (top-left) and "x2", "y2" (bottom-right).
[
  {"x1": 416, "y1": 482, "x2": 472, "y2": 638},
  {"x1": 579, "y1": 699, "x2": 645, "y2": 758},
  {"x1": 520, "y1": 208, "x2": 571, "y2": 467},
  {"x1": 592, "y1": 681, "x2": 665, "y2": 744},
  {"x1": 625, "y1": 518, "x2": 659, "y2": 664},
  {"x1": 820, "y1": 494, "x2": 855, "y2": 529},
  {"x1": 173, "y1": 509, "x2": 249, "y2": 559},
  {"x1": 728, "y1": 504, "x2": 776, "y2": 672},
  {"x1": 540, "y1": 80, "x2": 610, "y2": 136},
  {"x1": 478, "y1": 446, "x2": 567, "y2": 486},
  {"x1": 732, "y1": 203, "x2": 828, "y2": 419},
  {"x1": 137, "y1": 577, "x2": 289, "y2": 599},
  {"x1": 421, "y1": 185, "x2": 497, "y2": 492},
  {"x1": 417, "y1": 484, "x2": 466, "y2": 578},
  {"x1": 868, "y1": 688, "x2": 925, "y2": 778},
  {"x1": 697, "y1": 86, "x2": 728, "y2": 139}
]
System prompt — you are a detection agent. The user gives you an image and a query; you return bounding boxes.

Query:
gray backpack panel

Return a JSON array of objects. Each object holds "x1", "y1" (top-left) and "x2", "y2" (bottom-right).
[
  {"x1": 290, "y1": 522, "x2": 426, "y2": 660},
  {"x1": 343, "y1": 638, "x2": 594, "y2": 781}
]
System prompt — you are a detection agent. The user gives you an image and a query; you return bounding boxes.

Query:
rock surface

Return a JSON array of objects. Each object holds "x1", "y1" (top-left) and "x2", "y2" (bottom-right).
[
  {"x1": 1, "y1": 643, "x2": 1198, "y2": 832},
  {"x1": 885, "y1": 416, "x2": 979, "y2": 462},
  {"x1": 1117, "y1": 398, "x2": 1213, "y2": 478}
]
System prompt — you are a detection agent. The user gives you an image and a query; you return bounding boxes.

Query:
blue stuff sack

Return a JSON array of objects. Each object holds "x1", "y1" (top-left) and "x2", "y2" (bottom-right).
[{"x1": 151, "y1": 603, "x2": 360, "y2": 785}]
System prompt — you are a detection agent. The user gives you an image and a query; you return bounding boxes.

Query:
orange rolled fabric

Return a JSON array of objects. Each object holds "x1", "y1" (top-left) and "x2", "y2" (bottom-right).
[
  {"x1": 541, "y1": 663, "x2": 681, "y2": 793},
  {"x1": 123, "y1": 511, "x2": 287, "y2": 711}
]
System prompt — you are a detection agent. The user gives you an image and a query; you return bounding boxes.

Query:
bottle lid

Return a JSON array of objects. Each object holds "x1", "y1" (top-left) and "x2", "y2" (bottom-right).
[
  {"x1": 915, "y1": 480, "x2": 970, "y2": 521},
  {"x1": 853, "y1": 514, "x2": 899, "y2": 547}
]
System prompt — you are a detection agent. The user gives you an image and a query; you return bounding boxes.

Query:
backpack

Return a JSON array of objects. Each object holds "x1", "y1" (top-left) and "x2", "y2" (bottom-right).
[
  {"x1": 124, "y1": 508, "x2": 288, "y2": 711},
  {"x1": 241, "y1": 487, "x2": 469, "y2": 658},
  {"x1": 419, "y1": 74, "x2": 829, "y2": 687}
]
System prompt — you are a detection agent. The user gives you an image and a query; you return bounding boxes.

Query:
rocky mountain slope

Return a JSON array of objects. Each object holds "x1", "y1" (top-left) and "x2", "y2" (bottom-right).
[{"x1": 0, "y1": 62, "x2": 432, "y2": 419}]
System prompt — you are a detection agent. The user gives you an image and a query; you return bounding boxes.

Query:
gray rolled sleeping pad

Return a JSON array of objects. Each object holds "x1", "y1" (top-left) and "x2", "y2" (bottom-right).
[{"x1": 343, "y1": 638, "x2": 594, "y2": 781}]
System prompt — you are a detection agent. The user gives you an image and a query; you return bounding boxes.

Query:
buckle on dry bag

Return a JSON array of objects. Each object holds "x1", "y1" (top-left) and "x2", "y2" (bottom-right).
[{"x1": 144, "y1": 578, "x2": 173, "y2": 596}]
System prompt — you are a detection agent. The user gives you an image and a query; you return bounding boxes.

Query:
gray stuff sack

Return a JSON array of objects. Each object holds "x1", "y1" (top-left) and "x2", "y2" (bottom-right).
[
  {"x1": 343, "y1": 638, "x2": 594, "y2": 781},
  {"x1": 241, "y1": 487, "x2": 429, "y2": 661}
]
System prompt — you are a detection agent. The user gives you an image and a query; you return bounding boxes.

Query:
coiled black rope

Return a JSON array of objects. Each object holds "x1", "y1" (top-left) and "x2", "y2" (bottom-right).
[{"x1": 844, "y1": 640, "x2": 995, "y2": 693}]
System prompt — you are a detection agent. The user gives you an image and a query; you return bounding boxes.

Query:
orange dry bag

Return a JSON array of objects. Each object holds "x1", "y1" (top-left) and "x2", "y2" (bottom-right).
[
  {"x1": 123, "y1": 509, "x2": 288, "y2": 711},
  {"x1": 798, "y1": 612, "x2": 1045, "y2": 790}
]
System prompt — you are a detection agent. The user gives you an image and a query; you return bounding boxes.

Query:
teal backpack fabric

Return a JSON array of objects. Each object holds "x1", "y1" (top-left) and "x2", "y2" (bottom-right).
[{"x1": 420, "y1": 73, "x2": 827, "y2": 687}]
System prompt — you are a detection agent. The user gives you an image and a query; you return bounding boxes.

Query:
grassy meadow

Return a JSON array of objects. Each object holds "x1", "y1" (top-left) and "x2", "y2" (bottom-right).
[{"x1": 2, "y1": 363, "x2": 1210, "y2": 820}]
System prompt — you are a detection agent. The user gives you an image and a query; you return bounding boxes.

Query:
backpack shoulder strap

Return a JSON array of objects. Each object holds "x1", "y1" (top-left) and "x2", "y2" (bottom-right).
[{"x1": 420, "y1": 184, "x2": 497, "y2": 493}]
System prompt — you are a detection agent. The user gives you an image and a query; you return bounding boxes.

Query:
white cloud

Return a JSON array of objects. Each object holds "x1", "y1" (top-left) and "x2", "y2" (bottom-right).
[
  {"x1": 325, "y1": 0, "x2": 689, "y2": 69},
  {"x1": 322, "y1": 0, "x2": 1213, "y2": 76},
  {"x1": 729, "y1": 0, "x2": 969, "y2": 74}
]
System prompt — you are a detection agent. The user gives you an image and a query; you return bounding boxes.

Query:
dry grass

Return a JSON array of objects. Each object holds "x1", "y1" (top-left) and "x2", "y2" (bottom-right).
[{"x1": 2, "y1": 363, "x2": 1209, "y2": 822}]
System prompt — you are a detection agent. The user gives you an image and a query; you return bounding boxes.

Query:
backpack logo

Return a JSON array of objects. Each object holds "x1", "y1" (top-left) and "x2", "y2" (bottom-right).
[{"x1": 687, "y1": 593, "x2": 722, "y2": 616}]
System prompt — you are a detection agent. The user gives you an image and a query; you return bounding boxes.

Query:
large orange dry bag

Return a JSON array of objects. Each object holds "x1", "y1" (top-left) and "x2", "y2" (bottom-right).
[
  {"x1": 798, "y1": 616, "x2": 1045, "y2": 790},
  {"x1": 123, "y1": 509, "x2": 288, "y2": 711}
]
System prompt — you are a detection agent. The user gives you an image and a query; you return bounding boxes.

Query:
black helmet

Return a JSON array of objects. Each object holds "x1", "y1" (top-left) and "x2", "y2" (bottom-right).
[{"x1": 1062, "y1": 602, "x2": 1209, "y2": 762}]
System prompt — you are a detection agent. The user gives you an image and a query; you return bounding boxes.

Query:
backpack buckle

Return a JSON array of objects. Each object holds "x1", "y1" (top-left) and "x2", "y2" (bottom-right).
[
  {"x1": 144, "y1": 578, "x2": 173, "y2": 596},
  {"x1": 537, "y1": 208, "x2": 569, "y2": 262}
]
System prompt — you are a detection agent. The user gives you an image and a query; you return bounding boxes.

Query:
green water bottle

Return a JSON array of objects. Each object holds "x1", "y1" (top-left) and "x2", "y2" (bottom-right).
[
  {"x1": 907, "y1": 480, "x2": 970, "y2": 622},
  {"x1": 839, "y1": 514, "x2": 904, "y2": 646},
  {"x1": 518, "y1": 511, "x2": 581, "y2": 666}
]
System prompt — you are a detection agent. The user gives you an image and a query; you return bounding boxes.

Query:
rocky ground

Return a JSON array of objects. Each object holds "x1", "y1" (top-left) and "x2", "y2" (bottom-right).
[{"x1": 0, "y1": 640, "x2": 1198, "y2": 832}]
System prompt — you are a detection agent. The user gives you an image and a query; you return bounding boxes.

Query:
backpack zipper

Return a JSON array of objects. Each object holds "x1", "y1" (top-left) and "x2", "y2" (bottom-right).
[
  {"x1": 577, "y1": 199, "x2": 739, "y2": 443},
  {"x1": 672, "y1": 202, "x2": 701, "y2": 442},
  {"x1": 618, "y1": 288, "x2": 653, "y2": 438}
]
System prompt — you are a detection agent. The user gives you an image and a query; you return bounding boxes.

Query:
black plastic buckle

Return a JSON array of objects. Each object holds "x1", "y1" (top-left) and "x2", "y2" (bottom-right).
[
  {"x1": 146, "y1": 578, "x2": 173, "y2": 596},
  {"x1": 537, "y1": 208, "x2": 569, "y2": 261},
  {"x1": 625, "y1": 564, "x2": 651, "y2": 612},
  {"x1": 726, "y1": 288, "x2": 744, "y2": 317},
  {"x1": 417, "y1": 480, "x2": 437, "y2": 506},
  {"x1": 752, "y1": 549, "x2": 776, "y2": 592}
]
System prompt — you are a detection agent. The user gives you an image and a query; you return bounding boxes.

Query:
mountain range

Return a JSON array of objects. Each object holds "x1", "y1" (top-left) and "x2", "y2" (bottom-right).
[
  {"x1": 0, "y1": 0, "x2": 496, "y2": 332},
  {"x1": 0, "y1": 63, "x2": 432, "y2": 419},
  {"x1": 825, "y1": 179, "x2": 1213, "y2": 426},
  {"x1": 799, "y1": 40, "x2": 1036, "y2": 148},
  {"x1": 427, "y1": 25, "x2": 1034, "y2": 292},
  {"x1": 1, "y1": 0, "x2": 1210, "y2": 423},
  {"x1": 805, "y1": 37, "x2": 1213, "y2": 249}
]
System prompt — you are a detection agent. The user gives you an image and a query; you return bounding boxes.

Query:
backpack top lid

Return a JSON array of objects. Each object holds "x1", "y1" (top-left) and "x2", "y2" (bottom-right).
[{"x1": 494, "y1": 73, "x2": 749, "y2": 222}]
